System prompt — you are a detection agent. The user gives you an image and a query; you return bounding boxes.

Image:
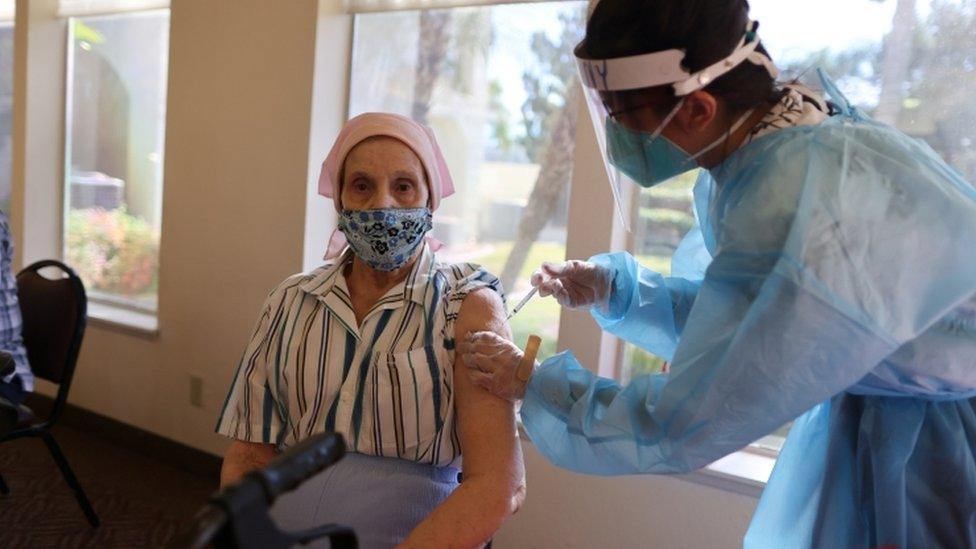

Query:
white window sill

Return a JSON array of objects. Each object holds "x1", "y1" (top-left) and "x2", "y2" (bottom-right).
[
  {"x1": 519, "y1": 422, "x2": 774, "y2": 498},
  {"x1": 680, "y1": 449, "x2": 775, "y2": 498},
  {"x1": 88, "y1": 301, "x2": 159, "y2": 337}
]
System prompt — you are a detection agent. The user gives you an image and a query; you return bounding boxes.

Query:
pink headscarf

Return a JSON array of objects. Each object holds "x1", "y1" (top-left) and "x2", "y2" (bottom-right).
[{"x1": 318, "y1": 112, "x2": 456, "y2": 259}]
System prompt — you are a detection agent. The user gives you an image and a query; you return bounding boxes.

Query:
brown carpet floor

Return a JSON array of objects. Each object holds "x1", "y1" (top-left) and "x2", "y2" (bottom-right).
[{"x1": 0, "y1": 424, "x2": 217, "y2": 548}]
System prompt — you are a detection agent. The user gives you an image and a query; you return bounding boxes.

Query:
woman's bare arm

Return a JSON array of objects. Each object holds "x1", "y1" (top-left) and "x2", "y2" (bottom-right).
[
  {"x1": 399, "y1": 289, "x2": 526, "y2": 549},
  {"x1": 220, "y1": 440, "x2": 277, "y2": 488}
]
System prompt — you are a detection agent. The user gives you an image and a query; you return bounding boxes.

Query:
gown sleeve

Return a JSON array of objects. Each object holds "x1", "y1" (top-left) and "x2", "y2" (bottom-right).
[
  {"x1": 589, "y1": 241, "x2": 704, "y2": 362},
  {"x1": 520, "y1": 119, "x2": 976, "y2": 475}
]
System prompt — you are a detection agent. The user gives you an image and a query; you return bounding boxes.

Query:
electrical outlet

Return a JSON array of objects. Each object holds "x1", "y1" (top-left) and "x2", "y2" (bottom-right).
[{"x1": 189, "y1": 374, "x2": 204, "y2": 408}]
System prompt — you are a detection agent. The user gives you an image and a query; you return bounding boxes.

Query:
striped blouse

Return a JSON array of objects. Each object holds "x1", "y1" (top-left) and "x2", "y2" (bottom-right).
[{"x1": 216, "y1": 244, "x2": 503, "y2": 468}]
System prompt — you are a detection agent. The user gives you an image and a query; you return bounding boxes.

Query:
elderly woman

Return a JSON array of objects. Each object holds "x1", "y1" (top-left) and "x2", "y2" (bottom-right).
[{"x1": 216, "y1": 113, "x2": 525, "y2": 548}]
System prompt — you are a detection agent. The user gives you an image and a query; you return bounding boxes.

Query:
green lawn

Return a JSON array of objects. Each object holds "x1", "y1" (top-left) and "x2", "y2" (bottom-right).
[
  {"x1": 634, "y1": 254, "x2": 671, "y2": 276},
  {"x1": 469, "y1": 241, "x2": 567, "y2": 282}
]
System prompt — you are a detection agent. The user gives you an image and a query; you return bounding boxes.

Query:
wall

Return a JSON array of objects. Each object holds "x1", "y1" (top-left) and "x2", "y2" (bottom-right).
[
  {"x1": 151, "y1": 0, "x2": 318, "y2": 452},
  {"x1": 494, "y1": 442, "x2": 758, "y2": 548},
  {"x1": 12, "y1": 0, "x2": 63, "y2": 269}
]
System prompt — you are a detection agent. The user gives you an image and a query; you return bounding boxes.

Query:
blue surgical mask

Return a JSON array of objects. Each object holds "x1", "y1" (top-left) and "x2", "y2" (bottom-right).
[
  {"x1": 338, "y1": 207, "x2": 433, "y2": 272},
  {"x1": 606, "y1": 100, "x2": 755, "y2": 188}
]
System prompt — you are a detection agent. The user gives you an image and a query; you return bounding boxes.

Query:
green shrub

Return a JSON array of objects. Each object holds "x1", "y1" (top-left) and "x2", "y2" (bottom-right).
[{"x1": 65, "y1": 207, "x2": 159, "y2": 298}]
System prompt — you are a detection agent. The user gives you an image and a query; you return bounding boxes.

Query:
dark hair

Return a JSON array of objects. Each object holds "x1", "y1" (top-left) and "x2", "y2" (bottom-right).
[{"x1": 576, "y1": 0, "x2": 779, "y2": 114}]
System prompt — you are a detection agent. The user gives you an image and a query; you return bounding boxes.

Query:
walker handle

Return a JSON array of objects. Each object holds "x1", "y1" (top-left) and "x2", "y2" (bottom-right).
[{"x1": 255, "y1": 432, "x2": 346, "y2": 503}]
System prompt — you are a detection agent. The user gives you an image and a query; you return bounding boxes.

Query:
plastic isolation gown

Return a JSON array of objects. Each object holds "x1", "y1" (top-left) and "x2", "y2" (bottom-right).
[{"x1": 520, "y1": 72, "x2": 976, "y2": 548}]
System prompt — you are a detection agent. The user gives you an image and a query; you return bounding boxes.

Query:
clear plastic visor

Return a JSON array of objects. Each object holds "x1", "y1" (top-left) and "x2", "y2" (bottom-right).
[
  {"x1": 582, "y1": 86, "x2": 634, "y2": 231},
  {"x1": 575, "y1": 20, "x2": 777, "y2": 231}
]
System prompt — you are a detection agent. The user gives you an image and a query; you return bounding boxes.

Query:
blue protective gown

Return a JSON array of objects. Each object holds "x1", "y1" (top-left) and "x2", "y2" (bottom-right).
[{"x1": 520, "y1": 73, "x2": 976, "y2": 548}]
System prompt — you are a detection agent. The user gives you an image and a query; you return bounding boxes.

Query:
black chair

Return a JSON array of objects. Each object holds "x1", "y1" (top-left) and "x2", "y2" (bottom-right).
[{"x1": 0, "y1": 260, "x2": 99, "y2": 528}]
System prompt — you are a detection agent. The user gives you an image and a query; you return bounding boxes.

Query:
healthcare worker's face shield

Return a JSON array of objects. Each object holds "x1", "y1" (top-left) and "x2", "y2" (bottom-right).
[{"x1": 576, "y1": 20, "x2": 778, "y2": 230}]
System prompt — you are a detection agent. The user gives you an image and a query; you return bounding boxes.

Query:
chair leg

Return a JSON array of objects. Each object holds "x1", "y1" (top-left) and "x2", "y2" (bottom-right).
[
  {"x1": 0, "y1": 471, "x2": 8, "y2": 495},
  {"x1": 41, "y1": 432, "x2": 100, "y2": 528}
]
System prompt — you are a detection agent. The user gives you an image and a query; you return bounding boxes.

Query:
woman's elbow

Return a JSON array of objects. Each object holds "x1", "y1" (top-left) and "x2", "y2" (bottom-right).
[
  {"x1": 483, "y1": 474, "x2": 527, "y2": 519},
  {"x1": 509, "y1": 478, "x2": 527, "y2": 515},
  {"x1": 463, "y1": 474, "x2": 525, "y2": 523}
]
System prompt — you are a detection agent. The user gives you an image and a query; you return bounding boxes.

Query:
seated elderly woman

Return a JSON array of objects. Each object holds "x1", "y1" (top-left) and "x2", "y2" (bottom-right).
[{"x1": 216, "y1": 113, "x2": 525, "y2": 548}]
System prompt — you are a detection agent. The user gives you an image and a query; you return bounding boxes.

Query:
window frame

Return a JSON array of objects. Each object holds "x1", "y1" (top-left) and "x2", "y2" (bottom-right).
[{"x1": 61, "y1": 7, "x2": 170, "y2": 325}]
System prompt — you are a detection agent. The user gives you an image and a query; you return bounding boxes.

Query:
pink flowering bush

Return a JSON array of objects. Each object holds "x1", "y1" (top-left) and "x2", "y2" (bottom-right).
[{"x1": 65, "y1": 207, "x2": 159, "y2": 298}]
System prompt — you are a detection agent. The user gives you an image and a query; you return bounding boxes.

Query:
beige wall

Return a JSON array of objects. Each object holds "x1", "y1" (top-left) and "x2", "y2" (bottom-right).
[
  {"x1": 494, "y1": 442, "x2": 757, "y2": 548},
  {"x1": 11, "y1": 0, "x2": 64, "y2": 269}
]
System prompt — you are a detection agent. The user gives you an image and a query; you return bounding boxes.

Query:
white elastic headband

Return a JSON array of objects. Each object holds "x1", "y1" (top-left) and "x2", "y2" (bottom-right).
[{"x1": 577, "y1": 20, "x2": 779, "y2": 96}]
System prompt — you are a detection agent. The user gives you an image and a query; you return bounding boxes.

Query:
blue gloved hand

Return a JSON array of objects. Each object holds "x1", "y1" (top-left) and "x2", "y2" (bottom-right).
[{"x1": 531, "y1": 260, "x2": 612, "y2": 311}]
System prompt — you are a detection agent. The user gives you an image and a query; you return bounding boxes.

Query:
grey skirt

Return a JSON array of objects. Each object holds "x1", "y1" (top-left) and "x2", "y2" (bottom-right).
[{"x1": 270, "y1": 451, "x2": 460, "y2": 549}]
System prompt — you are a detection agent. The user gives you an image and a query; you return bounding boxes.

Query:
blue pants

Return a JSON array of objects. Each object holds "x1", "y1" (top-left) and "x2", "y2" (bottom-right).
[
  {"x1": 0, "y1": 376, "x2": 24, "y2": 433},
  {"x1": 270, "y1": 451, "x2": 459, "y2": 548},
  {"x1": 0, "y1": 375, "x2": 25, "y2": 406}
]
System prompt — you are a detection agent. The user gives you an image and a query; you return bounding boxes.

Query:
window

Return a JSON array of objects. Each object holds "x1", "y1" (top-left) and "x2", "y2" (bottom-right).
[
  {"x1": 0, "y1": 0, "x2": 13, "y2": 214},
  {"x1": 618, "y1": 0, "x2": 976, "y2": 452},
  {"x1": 349, "y1": 2, "x2": 586, "y2": 361},
  {"x1": 63, "y1": 9, "x2": 169, "y2": 313}
]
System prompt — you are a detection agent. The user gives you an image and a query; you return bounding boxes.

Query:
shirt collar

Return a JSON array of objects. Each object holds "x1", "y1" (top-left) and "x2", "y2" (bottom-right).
[{"x1": 299, "y1": 242, "x2": 436, "y2": 308}]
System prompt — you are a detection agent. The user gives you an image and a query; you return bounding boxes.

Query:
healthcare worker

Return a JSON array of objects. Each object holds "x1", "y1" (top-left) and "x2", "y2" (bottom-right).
[{"x1": 458, "y1": 0, "x2": 976, "y2": 547}]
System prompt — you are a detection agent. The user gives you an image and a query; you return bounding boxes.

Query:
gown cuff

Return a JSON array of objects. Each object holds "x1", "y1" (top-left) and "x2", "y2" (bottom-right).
[{"x1": 588, "y1": 252, "x2": 637, "y2": 328}]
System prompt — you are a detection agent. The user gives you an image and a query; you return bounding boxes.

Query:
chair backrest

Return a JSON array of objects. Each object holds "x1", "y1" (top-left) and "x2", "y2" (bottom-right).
[{"x1": 16, "y1": 261, "x2": 87, "y2": 389}]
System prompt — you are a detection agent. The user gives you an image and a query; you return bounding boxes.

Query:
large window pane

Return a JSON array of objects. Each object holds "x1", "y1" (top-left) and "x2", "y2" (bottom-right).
[
  {"x1": 0, "y1": 6, "x2": 13, "y2": 214},
  {"x1": 64, "y1": 11, "x2": 169, "y2": 312},
  {"x1": 349, "y1": 2, "x2": 585, "y2": 360},
  {"x1": 620, "y1": 0, "x2": 976, "y2": 451}
]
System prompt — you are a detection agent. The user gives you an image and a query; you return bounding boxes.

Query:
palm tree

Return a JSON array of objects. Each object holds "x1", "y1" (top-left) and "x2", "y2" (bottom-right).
[
  {"x1": 874, "y1": 0, "x2": 917, "y2": 125},
  {"x1": 499, "y1": 11, "x2": 584, "y2": 291},
  {"x1": 412, "y1": 11, "x2": 451, "y2": 125},
  {"x1": 499, "y1": 83, "x2": 580, "y2": 291}
]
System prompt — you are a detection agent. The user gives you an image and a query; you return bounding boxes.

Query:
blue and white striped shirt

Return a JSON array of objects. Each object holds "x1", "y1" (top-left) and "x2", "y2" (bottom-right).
[
  {"x1": 0, "y1": 213, "x2": 30, "y2": 391},
  {"x1": 216, "y1": 244, "x2": 503, "y2": 468}
]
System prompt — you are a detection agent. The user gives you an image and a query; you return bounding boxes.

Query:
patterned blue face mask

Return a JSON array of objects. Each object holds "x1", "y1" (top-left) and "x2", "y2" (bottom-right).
[{"x1": 338, "y1": 208, "x2": 433, "y2": 272}]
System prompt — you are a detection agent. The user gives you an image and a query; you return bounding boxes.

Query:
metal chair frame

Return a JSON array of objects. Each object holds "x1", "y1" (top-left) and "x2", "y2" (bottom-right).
[{"x1": 0, "y1": 260, "x2": 99, "y2": 528}]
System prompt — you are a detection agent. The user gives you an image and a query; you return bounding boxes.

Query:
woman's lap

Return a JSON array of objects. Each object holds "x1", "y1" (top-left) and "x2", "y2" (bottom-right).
[{"x1": 270, "y1": 451, "x2": 459, "y2": 549}]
